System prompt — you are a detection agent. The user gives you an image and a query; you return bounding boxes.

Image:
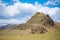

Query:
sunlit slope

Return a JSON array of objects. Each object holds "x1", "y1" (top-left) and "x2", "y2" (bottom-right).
[
  {"x1": 0, "y1": 12, "x2": 60, "y2": 40},
  {"x1": 0, "y1": 30, "x2": 60, "y2": 40},
  {"x1": 0, "y1": 23, "x2": 60, "y2": 40}
]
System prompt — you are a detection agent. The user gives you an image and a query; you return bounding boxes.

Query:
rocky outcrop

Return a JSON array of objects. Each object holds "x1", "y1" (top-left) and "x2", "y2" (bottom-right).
[
  {"x1": 31, "y1": 25, "x2": 47, "y2": 34},
  {"x1": 27, "y1": 12, "x2": 54, "y2": 26}
]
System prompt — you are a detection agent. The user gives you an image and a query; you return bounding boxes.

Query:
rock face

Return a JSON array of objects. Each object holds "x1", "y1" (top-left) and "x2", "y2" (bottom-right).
[
  {"x1": 31, "y1": 25, "x2": 47, "y2": 34},
  {"x1": 27, "y1": 12, "x2": 54, "y2": 26}
]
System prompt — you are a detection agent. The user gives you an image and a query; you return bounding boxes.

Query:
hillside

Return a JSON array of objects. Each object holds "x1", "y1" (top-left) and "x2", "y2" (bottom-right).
[
  {"x1": 0, "y1": 12, "x2": 60, "y2": 40},
  {"x1": 15, "y1": 12, "x2": 59, "y2": 34}
]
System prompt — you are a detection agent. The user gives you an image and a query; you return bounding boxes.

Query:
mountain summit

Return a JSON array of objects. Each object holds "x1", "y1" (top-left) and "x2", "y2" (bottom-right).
[{"x1": 27, "y1": 12, "x2": 54, "y2": 26}]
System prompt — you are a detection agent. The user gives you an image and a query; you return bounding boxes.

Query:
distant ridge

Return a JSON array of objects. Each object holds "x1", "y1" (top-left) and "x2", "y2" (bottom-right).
[{"x1": 0, "y1": 24, "x2": 17, "y2": 30}]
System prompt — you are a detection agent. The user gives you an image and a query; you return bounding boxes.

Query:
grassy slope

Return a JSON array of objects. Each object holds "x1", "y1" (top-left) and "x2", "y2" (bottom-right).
[
  {"x1": 0, "y1": 22, "x2": 60, "y2": 40},
  {"x1": 0, "y1": 32, "x2": 60, "y2": 40},
  {"x1": 0, "y1": 29, "x2": 60, "y2": 40}
]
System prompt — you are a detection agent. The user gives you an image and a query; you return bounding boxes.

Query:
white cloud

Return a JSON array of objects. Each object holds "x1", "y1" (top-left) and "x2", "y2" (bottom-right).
[
  {"x1": 45, "y1": 0, "x2": 57, "y2": 5},
  {"x1": 0, "y1": 0, "x2": 60, "y2": 25},
  {"x1": 0, "y1": 19, "x2": 26, "y2": 24},
  {"x1": 0, "y1": 16, "x2": 31, "y2": 25},
  {"x1": 13, "y1": 0, "x2": 19, "y2": 2},
  {"x1": 1, "y1": 0, "x2": 59, "y2": 17},
  {"x1": 45, "y1": 0, "x2": 60, "y2": 6},
  {"x1": 0, "y1": 3, "x2": 20, "y2": 16},
  {"x1": 0, "y1": 1, "x2": 36, "y2": 16}
]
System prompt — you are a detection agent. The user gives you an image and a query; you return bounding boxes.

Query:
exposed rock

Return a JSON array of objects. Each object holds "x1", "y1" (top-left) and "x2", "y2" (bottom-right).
[
  {"x1": 27, "y1": 12, "x2": 54, "y2": 26},
  {"x1": 15, "y1": 24, "x2": 28, "y2": 30},
  {"x1": 31, "y1": 25, "x2": 47, "y2": 34}
]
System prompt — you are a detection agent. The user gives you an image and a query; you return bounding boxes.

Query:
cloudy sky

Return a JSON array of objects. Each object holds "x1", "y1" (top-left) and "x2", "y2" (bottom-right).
[{"x1": 0, "y1": 0, "x2": 60, "y2": 25}]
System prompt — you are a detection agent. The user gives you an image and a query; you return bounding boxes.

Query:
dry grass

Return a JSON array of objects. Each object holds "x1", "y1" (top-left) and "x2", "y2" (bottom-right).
[{"x1": 0, "y1": 30, "x2": 60, "y2": 40}]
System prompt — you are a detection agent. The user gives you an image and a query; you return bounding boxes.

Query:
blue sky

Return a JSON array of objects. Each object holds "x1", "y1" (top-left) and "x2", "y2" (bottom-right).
[{"x1": 0, "y1": 0, "x2": 60, "y2": 25}]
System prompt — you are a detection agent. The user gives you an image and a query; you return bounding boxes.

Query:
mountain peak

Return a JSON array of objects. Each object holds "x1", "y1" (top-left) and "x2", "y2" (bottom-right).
[
  {"x1": 15, "y1": 12, "x2": 56, "y2": 34},
  {"x1": 34, "y1": 12, "x2": 44, "y2": 17},
  {"x1": 27, "y1": 12, "x2": 54, "y2": 26}
]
